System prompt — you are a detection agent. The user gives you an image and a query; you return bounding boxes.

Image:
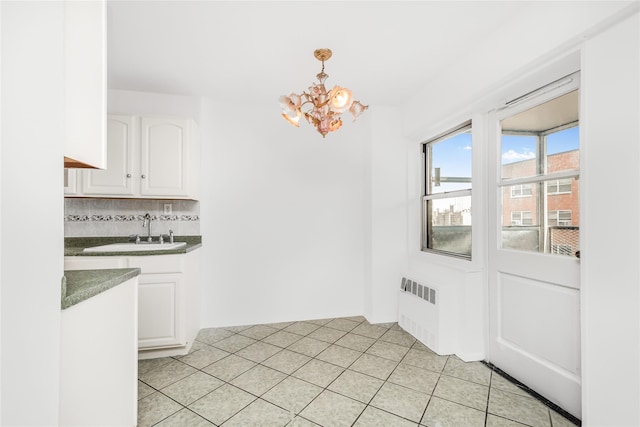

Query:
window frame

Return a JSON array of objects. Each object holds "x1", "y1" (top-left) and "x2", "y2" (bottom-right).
[{"x1": 421, "y1": 121, "x2": 472, "y2": 260}]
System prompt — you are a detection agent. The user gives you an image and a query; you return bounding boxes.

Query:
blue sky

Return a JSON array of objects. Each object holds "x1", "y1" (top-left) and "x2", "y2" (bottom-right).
[{"x1": 502, "y1": 126, "x2": 579, "y2": 164}]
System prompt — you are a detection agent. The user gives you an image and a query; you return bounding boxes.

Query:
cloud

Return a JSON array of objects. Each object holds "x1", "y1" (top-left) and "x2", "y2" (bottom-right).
[
  {"x1": 463, "y1": 145, "x2": 472, "y2": 150},
  {"x1": 502, "y1": 149, "x2": 535, "y2": 163}
]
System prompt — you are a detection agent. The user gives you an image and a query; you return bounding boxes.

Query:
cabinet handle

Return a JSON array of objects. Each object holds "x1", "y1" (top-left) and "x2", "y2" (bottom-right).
[
  {"x1": 141, "y1": 174, "x2": 146, "y2": 179},
  {"x1": 126, "y1": 173, "x2": 131, "y2": 178}
]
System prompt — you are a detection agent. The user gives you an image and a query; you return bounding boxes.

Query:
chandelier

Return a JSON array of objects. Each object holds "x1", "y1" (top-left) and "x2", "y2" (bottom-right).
[{"x1": 279, "y1": 48, "x2": 368, "y2": 138}]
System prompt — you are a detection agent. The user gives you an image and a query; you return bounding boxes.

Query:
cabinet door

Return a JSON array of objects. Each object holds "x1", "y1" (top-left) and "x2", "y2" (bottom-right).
[
  {"x1": 82, "y1": 115, "x2": 136, "y2": 195},
  {"x1": 138, "y1": 273, "x2": 184, "y2": 349},
  {"x1": 140, "y1": 117, "x2": 190, "y2": 197},
  {"x1": 64, "y1": 169, "x2": 79, "y2": 195}
]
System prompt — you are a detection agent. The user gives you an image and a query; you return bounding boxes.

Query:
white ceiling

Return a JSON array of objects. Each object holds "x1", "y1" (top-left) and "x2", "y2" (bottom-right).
[{"x1": 106, "y1": 1, "x2": 532, "y2": 107}]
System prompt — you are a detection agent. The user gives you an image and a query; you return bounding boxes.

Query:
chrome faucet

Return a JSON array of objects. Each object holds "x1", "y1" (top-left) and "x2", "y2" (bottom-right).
[{"x1": 142, "y1": 213, "x2": 152, "y2": 242}]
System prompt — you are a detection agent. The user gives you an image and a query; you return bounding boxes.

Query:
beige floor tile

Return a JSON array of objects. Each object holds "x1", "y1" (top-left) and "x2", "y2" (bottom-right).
[
  {"x1": 350, "y1": 353, "x2": 399, "y2": 380},
  {"x1": 201, "y1": 354, "x2": 256, "y2": 382},
  {"x1": 195, "y1": 328, "x2": 235, "y2": 345},
  {"x1": 433, "y1": 375, "x2": 489, "y2": 411},
  {"x1": 284, "y1": 321, "x2": 321, "y2": 336},
  {"x1": 490, "y1": 372, "x2": 534, "y2": 398},
  {"x1": 335, "y1": 333, "x2": 376, "y2": 352},
  {"x1": 485, "y1": 413, "x2": 530, "y2": 426},
  {"x1": 262, "y1": 349, "x2": 311, "y2": 374},
  {"x1": 550, "y1": 410, "x2": 579, "y2": 427},
  {"x1": 306, "y1": 318, "x2": 334, "y2": 326},
  {"x1": 379, "y1": 329, "x2": 417, "y2": 348},
  {"x1": 307, "y1": 326, "x2": 348, "y2": 343},
  {"x1": 328, "y1": 369, "x2": 384, "y2": 403},
  {"x1": 138, "y1": 380, "x2": 155, "y2": 400},
  {"x1": 353, "y1": 406, "x2": 418, "y2": 426},
  {"x1": 188, "y1": 384, "x2": 255, "y2": 425},
  {"x1": 138, "y1": 357, "x2": 173, "y2": 375},
  {"x1": 265, "y1": 321, "x2": 296, "y2": 329},
  {"x1": 153, "y1": 408, "x2": 215, "y2": 427},
  {"x1": 488, "y1": 388, "x2": 551, "y2": 427},
  {"x1": 300, "y1": 390, "x2": 366, "y2": 427},
  {"x1": 287, "y1": 336, "x2": 331, "y2": 357},
  {"x1": 175, "y1": 346, "x2": 229, "y2": 369},
  {"x1": 316, "y1": 344, "x2": 362, "y2": 368},
  {"x1": 237, "y1": 324, "x2": 279, "y2": 340},
  {"x1": 292, "y1": 359, "x2": 344, "y2": 388},
  {"x1": 138, "y1": 359, "x2": 197, "y2": 389},
  {"x1": 366, "y1": 340, "x2": 410, "y2": 362},
  {"x1": 160, "y1": 371, "x2": 223, "y2": 405},
  {"x1": 443, "y1": 356, "x2": 492, "y2": 386},
  {"x1": 370, "y1": 382, "x2": 429, "y2": 423},
  {"x1": 137, "y1": 392, "x2": 182, "y2": 427},
  {"x1": 223, "y1": 324, "x2": 253, "y2": 333},
  {"x1": 324, "y1": 318, "x2": 361, "y2": 332},
  {"x1": 262, "y1": 376, "x2": 323, "y2": 413},
  {"x1": 262, "y1": 330, "x2": 304, "y2": 348},
  {"x1": 351, "y1": 323, "x2": 387, "y2": 339},
  {"x1": 402, "y1": 348, "x2": 449, "y2": 373},
  {"x1": 388, "y1": 363, "x2": 439, "y2": 395},
  {"x1": 223, "y1": 398, "x2": 292, "y2": 426},
  {"x1": 235, "y1": 341, "x2": 282, "y2": 363},
  {"x1": 421, "y1": 396, "x2": 485, "y2": 427},
  {"x1": 289, "y1": 416, "x2": 322, "y2": 426},
  {"x1": 230, "y1": 364, "x2": 287, "y2": 396},
  {"x1": 210, "y1": 333, "x2": 257, "y2": 353}
]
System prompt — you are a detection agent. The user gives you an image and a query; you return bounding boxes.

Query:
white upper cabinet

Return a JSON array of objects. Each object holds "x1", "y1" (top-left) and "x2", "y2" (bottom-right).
[
  {"x1": 64, "y1": 0, "x2": 107, "y2": 169},
  {"x1": 78, "y1": 115, "x2": 199, "y2": 199},
  {"x1": 82, "y1": 116, "x2": 136, "y2": 195},
  {"x1": 140, "y1": 117, "x2": 192, "y2": 197}
]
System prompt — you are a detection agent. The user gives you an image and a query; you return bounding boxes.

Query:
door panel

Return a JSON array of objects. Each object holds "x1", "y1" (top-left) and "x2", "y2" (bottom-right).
[{"x1": 488, "y1": 72, "x2": 582, "y2": 418}]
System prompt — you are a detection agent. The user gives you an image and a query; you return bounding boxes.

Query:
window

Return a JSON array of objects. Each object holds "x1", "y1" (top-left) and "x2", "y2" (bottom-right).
[
  {"x1": 547, "y1": 178, "x2": 572, "y2": 194},
  {"x1": 548, "y1": 210, "x2": 572, "y2": 226},
  {"x1": 499, "y1": 81, "x2": 580, "y2": 257},
  {"x1": 511, "y1": 184, "x2": 533, "y2": 198},
  {"x1": 422, "y1": 122, "x2": 472, "y2": 259},
  {"x1": 511, "y1": 211, "x2": 533, "y2": 225}
]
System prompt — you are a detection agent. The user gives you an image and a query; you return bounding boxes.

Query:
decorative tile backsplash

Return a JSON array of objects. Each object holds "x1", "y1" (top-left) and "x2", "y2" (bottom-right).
[{"x1": 64, "y1": 198, "x2": 200, "y2": 237}]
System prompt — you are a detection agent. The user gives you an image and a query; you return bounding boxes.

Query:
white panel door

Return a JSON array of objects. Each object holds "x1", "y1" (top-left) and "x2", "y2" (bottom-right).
[
  {"x1": 140, "y1": 117, "x2": 190, "y2": 197},
  {"x1": 138, "y1": 273, "x2": 183, "y2": 349},
  {"x1": 488, "y1": 74, "x2": 582, "y2": 418},
  {"x1": 82, "y1": 115, "x2": 136, "y2": 195}
]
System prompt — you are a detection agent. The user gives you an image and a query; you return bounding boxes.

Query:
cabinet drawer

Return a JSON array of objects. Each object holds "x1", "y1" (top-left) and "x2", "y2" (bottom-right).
[{"x1": 128, "y1": 255, "x2": 184, "y2": 274}]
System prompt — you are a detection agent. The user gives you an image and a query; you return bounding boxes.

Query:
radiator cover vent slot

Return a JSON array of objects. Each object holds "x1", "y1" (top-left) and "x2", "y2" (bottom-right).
[{"x1": 401, "y1": 277, "x2": 436, "y2": 305}]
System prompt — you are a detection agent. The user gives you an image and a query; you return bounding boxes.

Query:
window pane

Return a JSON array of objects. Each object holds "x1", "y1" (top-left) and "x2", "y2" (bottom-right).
[
  {"x1": 428, "y1": 130, "x2": 472, "y2": 194},
  {"x1": 423, "y1": 196, "x2": 471, "y2": 257},
  {"x1": 501, "y1": 179, "x2": 579, "y2": 256},
  {"x1": 501, "y1": 135, "x2": 537, "y2": 179}
]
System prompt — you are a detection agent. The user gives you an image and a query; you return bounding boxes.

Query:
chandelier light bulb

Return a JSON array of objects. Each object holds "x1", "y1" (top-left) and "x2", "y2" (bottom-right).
[{"x1": 279, "y1": 48, "x2": 368, "y2": 138}]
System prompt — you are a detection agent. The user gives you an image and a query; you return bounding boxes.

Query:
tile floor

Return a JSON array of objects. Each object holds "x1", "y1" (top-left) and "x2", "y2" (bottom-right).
[{"x1": 137, "y1": 316, "x2": 579, "y2": 427}]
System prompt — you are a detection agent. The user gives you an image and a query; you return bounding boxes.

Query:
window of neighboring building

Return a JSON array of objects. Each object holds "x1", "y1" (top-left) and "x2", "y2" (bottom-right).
[
  {"x1": 422, "y1": 121, "x2": 472, "y2": 259},
  {"x1": 511, "y1": 211, "x2": 533, "y2": 226},
  {"x1": 548, "y1": 210, "x2": 572, "y2": 226},
  {"x1": 547, "y1": 178, "x2": 572, "y2": 194},
  {"x1": 511, "y1": 184, "x2": 533, "y2": 198}
]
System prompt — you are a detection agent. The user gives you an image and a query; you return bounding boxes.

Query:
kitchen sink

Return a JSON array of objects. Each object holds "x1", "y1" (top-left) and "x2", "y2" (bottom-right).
[{"x1": 83, "y1": 242, "x2": 187, "y2": 253}]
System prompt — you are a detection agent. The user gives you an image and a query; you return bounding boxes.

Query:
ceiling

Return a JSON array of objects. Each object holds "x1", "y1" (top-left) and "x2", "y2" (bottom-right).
[{"x1": 106, "y1": 1, "x2": 532, "y2": 107}]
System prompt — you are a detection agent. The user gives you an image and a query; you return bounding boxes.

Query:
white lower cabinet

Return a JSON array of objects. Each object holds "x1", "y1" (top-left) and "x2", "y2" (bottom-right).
[
  {"x1": 137, "y1": 273, "x2": 183, "y2": 349},
  {"x1": 60, "y1": 276, "x2": 137, "y2": 426},
  {"x1": 64, "y1": 249, "x2": 200, "y2": 359}
]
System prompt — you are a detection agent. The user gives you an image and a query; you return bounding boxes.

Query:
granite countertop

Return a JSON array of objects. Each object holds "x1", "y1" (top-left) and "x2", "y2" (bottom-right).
[
  {"x1": 64, "y1": 235, "x2": 202, "y2": 256},
  {"x1": 62, "y1": 268, "x2": 141, "y2": 310}
]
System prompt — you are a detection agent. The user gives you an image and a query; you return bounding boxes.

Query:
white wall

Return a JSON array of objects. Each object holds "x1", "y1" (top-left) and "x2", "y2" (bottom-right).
[
  {"x1": 366, "y1": 106, "x2": 409, "y2": 323},
  {"x1": 398, "y1": 1, "x2": 640, "y2": 423},
  {"x1": 581, "y1": 12, "x2": 640, "y2": 426},
  {"x1": 1, "y1": 3, "x2": 65, "y2": 424},
  {"x1": 198, "y1": 99, "x2": 369, "y2": 327}
]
